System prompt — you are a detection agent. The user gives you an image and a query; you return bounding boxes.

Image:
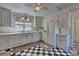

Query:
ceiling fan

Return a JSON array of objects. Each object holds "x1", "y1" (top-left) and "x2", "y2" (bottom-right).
[{"x1": 34, "y1": 3, "x2": 48, "y2": 12}]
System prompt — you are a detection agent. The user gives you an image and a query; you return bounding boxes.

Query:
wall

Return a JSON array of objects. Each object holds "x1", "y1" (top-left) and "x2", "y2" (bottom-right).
[
  {"x1": 42, "y1": 9, "x2": 69, "y2": 45},
  {"x1": 42, "y1": 4, "x2": 79, "y2": 47},
  {"x1": 0, "y1": 26, "x2": 16, "y2": 33},
  {"x1": 0, "y1": 12, "x2": 44, "y2": 33}
]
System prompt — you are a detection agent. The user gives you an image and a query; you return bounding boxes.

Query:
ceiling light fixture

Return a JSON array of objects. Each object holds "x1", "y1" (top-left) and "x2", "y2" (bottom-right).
[
  {"x1": 34, "y1": 3, "x2": 48, "y2": 12},
  {"x1": 35, "y1": 6, "x2": 40, "y2": 12},
  {"x1": 35, "y1": 3, "x2": 42, "y2": 12},
  {"x1": 27, "y1": 18, "x2": 30, "y2": 21},
  {"x1": 21, "y1": 17, "x2": 25, "y2": 20},
  {"x1": 18, "y1": 15, "x2": 30, "y2": 22}
]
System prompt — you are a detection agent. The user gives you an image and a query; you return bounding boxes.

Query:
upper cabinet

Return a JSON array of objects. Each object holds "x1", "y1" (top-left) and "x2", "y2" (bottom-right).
[
  {"x1": 58, "y1": 12, "x2": 68, "y2": 29},
  {"x1": 0, "y1": 8, "x2": 11, "y2": 26},
  {"x1": 57, "y1": 12, "x2": 69, "y2": 35},
  {"x1": 35, "y1": 16, "x2": 43, "y2": 31}
]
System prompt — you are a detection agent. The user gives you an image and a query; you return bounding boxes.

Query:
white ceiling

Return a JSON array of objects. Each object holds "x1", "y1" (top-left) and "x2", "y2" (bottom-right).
[{"x1": 0, "y1": 3, "x2": 78, "y2": 16}]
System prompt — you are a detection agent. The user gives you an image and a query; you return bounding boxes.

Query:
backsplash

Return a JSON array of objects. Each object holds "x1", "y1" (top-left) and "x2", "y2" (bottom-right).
[{"x1": 0, "y1": 26, "x2": 17, "y2": 33}]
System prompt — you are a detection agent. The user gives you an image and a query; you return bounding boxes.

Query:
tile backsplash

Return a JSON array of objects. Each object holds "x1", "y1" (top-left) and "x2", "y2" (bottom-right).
[{"x1": 0, "y1": 26, "x2": 16, "y2": 33}]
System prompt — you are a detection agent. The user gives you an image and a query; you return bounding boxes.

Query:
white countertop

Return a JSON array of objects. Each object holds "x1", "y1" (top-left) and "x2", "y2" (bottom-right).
[{"x1": 0, "y1": 31, "x2": 40, "y2": 35}]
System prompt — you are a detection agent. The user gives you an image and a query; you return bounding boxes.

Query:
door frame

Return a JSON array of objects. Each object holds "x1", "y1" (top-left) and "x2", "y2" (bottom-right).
[{"x1": 70, "y1": 10, "x2": 79, "y2": 44}]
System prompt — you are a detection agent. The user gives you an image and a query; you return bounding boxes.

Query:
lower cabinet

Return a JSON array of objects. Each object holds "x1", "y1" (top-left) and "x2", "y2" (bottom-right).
[
  {"x1": 27, "y1": 34, "x2": 33, "y2": 43},
  {"x1": 32, "y1": 33, "x2": 40, "y2": 42},
  {"x1": 57, "y1": 38, "x2": 67, "y2": 50},
  {"x1": 8, "y1": 35, "x2": 21, "y2": 48},
  {"x1": 57, "y1": 35, "x2": 67, "y2": 50},
  {"x1": 21, "y1": 34, "x2": 29, "y2": 45},
  {"x1": 0, "y1": 36, "x2": 9, "y2": 50},
  {"x1": 0, "y1": 32, "x2": 40, "y2": 51},
  {"x1": 21, "y1": 33, "x2": 40, "y2": 45}
]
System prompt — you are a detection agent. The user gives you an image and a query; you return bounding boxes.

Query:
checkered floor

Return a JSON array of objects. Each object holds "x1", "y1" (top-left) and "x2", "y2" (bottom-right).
[{"x1": 11, "y1": 45, "x2": 74, "y2": 56}]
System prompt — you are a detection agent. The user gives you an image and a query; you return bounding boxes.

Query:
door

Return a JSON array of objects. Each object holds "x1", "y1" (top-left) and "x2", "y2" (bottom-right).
[
  {"x1": 0, "y1": 9, "x2": 1, "y2": 25},
  {"x1": 47, "y1": 20, "x2": 55, "y2": 46},
  {"x1": 75, "y1": 17, "x2": 79, "y2": 42}
]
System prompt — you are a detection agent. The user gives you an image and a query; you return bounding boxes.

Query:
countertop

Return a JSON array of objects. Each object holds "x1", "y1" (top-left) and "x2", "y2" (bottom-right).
[{"x1": 0, "y1": 31, "x2": 40, "y2": 35}]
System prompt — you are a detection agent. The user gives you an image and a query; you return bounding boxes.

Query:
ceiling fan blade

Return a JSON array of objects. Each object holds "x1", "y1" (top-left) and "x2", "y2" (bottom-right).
[{"x1": 43, "y1": 7, "x2": 48, "y2": 10}]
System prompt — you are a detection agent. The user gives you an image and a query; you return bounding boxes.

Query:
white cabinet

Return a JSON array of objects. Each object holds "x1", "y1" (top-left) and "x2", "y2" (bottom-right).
[
  {"x1": 21, "y1": 33, "x2": 40, "y2": 45},
  {"x1": 21, "y1": 33, "x2": 32, "y2": 44},
  {"x1": 21, "y1": 34, "x2": 29, "y2": 45},
  {"x1": 8, "y1": 35, "x2": 21, "y2": 48},
  {"x1": 58, "y1": 12, "x2": 68, "y2": 34},
  {"x1": 0, "y1": 32, "x2": 40, "y2": 50},
  {"x1": 58, "y1": 12, "x2": 68, "y2": 28},
  {"x1": 57, "y1": 35, "x2": 67, "y2": 50},
  {"x1": 35, "y1": 17, "x2": 43, "y2": 31},
  {"x1": 0, "y1": 36, "x2": 9, "y2": 50},
  {"x1": 1, "y1": 8, "x2": 11, "y2": 26},
  {"x1": 0, "y1": 8, "x2": 11, "y2": 26},
  {"x1": 0, "y1": 9, "x2": 1, "y2": 25},
  {"x1": 32, "y1": 33, "x2": 40, "y2": 42},
  {"x1": 27, "y1": 34, "x2": 33, "y2": 43}
]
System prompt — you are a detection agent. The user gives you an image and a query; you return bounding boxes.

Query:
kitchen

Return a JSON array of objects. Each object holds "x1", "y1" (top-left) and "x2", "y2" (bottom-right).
[{"x1": 0, "y1": 3, "x2": 78, "y2": 56}]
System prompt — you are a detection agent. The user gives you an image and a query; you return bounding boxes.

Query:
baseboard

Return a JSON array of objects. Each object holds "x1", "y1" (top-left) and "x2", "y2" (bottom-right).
[
  {"x1": 4, "y1": 40, "x2": 53, "y2": 52},
  {"x1": 5, "y1": 40, "x2": 42, "y2": 52},
  {"x1": 40, "y1": 40, "x2": 54, "y2": 48}
]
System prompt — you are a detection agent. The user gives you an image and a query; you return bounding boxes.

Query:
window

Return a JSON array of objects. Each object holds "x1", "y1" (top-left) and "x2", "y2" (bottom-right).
[
  {"x1": 25, "y1": 23, "x2": 32, "y2": 31},
  {"x1": 15, "y1": 21, "x2": 32, "y2": 31},
  {"x1": 15, "y1": 22, "x2": 24, "y2": 31}
]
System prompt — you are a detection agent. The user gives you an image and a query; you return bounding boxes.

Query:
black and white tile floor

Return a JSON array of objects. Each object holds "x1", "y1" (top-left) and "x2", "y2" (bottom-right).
[{"x1": 11, "y1": 45, "x2": 74, "y2": 56}]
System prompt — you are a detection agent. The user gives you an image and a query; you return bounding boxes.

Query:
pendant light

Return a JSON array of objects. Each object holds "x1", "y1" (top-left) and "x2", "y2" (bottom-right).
[
  {"x1": 34, "y1": 3, "x2": 42, "y2": 12},
  {"x1": 20, "y1": 14, "x2": 30, "y2": 22}
]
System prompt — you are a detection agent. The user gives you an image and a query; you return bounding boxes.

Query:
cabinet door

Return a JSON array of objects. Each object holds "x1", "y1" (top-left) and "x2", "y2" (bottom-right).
[
  {"x1": 21, "y1": 34, "x2": 28, "y2": 45},
  {"x1": 27, "y1": 34, "x2": 32, "y2": 43},
  {"x1": 62, "y1": 38, "x2": 67, "y2": 50},
  {"x1": 0, "y1": 9, "x2": 1, "y2": 25},
  {"x1": 0, "y1": 36, "x2": 9, "y2": 50},
  {"x1": 9, "y1": 35, "x2": 21, "y2": 48},
  {"x1": 32, "y1": 33, "x2": 40, "y2": 42},
  {"x1": 1, "y1": 9, "x2": 11, "y2": 26},
  {"x1": 35, "y1": 17, "x2": 43, "y2": 31},
  {"x1": 57, "y1": 36, "x2": 67, "y2": 50}
]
